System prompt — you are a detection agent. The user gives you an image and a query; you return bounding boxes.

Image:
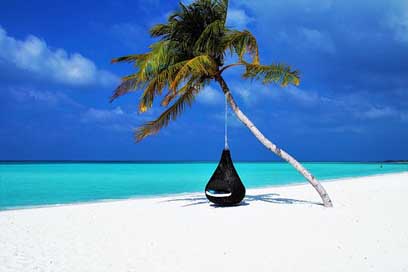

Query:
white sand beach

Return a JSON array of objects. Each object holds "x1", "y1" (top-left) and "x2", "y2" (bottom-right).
[{"x1": 1, "y1": 172, "x2": 407, "y2": 272}]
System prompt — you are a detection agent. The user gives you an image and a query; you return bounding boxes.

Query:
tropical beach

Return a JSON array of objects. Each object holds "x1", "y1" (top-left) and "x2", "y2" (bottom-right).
[
  {"x1": 1, "y1": 172, "x2": 408, "y2": 272},
  {"x1": 1, "y1": 161, "x2": 408, "y2": 210},
  {"x1": 1, "y1": 0, "x2": 408, "y2": 271}
]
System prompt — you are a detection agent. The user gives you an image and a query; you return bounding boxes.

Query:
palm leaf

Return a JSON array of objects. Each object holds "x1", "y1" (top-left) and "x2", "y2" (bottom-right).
[
  {"x1": 170, "y1": 55, "x2": 217, "y2": 91},
  {"x1": 223, "y1": 30, "x2": 259, "y2": 64},
  {"x1": 110, "y1": 41, "x2": 177, "y2": 102},
  {"x1": 111, "y1": 0, "x2": 302, "y2": 142},
  {"x1": 194, "y1": 20, "x2": 225, "y2": 56},
  {"x1": 135, "y1": 84, "x2": 200, "y2": 141},
  {"x1": 137, "y1": 60, "x2": 190, "y2": 112},
  {"x1": 243, "y1": 62, "x2": 300, "y2": 86},
  {"x1": 149, "y1": 24, "x2": 172, "y2": 38},
  {"x1": 109, "y1": 76, "x2": 146, "y2": 102}
]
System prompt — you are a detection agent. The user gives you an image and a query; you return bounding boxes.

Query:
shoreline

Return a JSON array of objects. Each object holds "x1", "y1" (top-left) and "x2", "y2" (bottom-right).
[
  {"x1": 2, "y1": 160, "x2": 408, "y2": 164},
  {"x1": 1, "y1": 172, "x2": 407, "y2": 272},
  {"x1": 1, "y1": 171, "x2": 407, "y2": 213}
]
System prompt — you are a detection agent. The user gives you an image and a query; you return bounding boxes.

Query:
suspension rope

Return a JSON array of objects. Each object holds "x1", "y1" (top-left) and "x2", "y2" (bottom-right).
[{"x1": 224, "y1": 94, "x2": 229, "y2": 150}]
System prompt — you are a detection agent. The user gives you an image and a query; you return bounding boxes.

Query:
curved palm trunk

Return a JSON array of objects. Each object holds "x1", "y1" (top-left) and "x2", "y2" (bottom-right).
[{"x1": 215, "y1": 75, "x2": 333, "y2": 207}]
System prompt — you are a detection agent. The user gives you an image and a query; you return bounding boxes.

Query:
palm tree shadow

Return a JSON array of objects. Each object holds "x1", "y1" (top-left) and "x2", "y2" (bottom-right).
[
  {"x1": 245, "y1": 193, "x2": 323, "y2": 206},
  {"x1": 162, "y1": 193, "x2": 322, "y2": 207}
]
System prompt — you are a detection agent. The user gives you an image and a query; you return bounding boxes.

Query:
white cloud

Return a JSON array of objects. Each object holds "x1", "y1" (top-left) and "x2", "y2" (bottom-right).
[
  {"x1": 401, "y1": 112, "x2": 408, "y2": 122},
  {"x1": 230, "y1": 82, "x2": 320, "y2": 107},
  {"x1": 235, "y1": 0, "x2": 334, "y2": 21},
  {"x1": 197, "y1": 86, "x2": 223, "y2": 105},
  {"x1": 81, "y1": 107, "x2": 125, "y2": 123},
  {"x1": 325, "y1": 93, "x2": 407, "y2": 122},
  {"x1": 227, "y1": 8, "x2": 253, "y2": 29},
  {"x1": 0, "y1": 26, "x2": 118, "y2": 87},
  {"x1": 388, "y1": 9, "x2": 408, "y2": 43},
  {"x1": 326, "y1": 125, "x2": 364, "y2": 134},
  {"x1": 281, "y1": 85, "x2": 321, "y2": 105},
  {"x1": 278, "y1": 27, "x2": 336, "y2": 54},
  {"x1": 355, "y1": 105, "x2": 408, "y2": 122},
  {"x1": 80, "y1": 106, "x2": 159, "y2": 132},
  {"x1": 229, "y1": 82, "x2": 273, "y2": 105},
  {"x1": 234, "y1": 85, "x2": 255, "y2": 105},
  {"x1": 9, "y1": 87, "x2": 83, "y2": 108},
  {"x1": 230, "y1": 82, "x2": 408, "y2": 124},
  {"x1": 359, "y1": 106, "x2": 398, "y2": 119},
  {"x1": 296, "y1": 27, "x2": 336, "y2": 53}
]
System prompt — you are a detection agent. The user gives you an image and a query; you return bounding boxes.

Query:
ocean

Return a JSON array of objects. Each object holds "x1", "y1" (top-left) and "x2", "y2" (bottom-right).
[{"x1": 1, "y1": 161, "x2": 407, "y2": 210}]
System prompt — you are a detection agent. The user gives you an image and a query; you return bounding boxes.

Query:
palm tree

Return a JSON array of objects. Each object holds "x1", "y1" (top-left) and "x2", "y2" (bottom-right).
[{"x1": 110, "y1": 0, "x2": 333, "y2": 207}]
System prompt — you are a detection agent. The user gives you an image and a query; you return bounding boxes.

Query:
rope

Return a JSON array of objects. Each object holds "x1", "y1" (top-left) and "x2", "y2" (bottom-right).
[{"x1": 225, "y1": 94, "x2": 229, "y2": 150}]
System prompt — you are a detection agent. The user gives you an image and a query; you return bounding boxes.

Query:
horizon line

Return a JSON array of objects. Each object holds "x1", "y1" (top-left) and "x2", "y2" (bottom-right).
[{"x1": 1, "y1": 160, "x2": 407, "y2": 164}]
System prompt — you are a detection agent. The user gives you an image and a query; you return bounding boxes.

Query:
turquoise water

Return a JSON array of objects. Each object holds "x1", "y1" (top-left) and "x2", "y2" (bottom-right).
[{"x1": 0, "y1": 162, "x2": 407, "y2": 210}]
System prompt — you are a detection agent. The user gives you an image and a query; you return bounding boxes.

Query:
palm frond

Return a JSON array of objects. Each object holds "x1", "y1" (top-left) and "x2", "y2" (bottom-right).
[
  {"x1": 137, "y1": 60, "x2": 189, "y2": 112},
  {"x1": 170, "y1": 55, "x2": 217, "y2": 91},
  {"x1": 223, "y1": 30, "x2": 259, "y2": 64},
  {"x1": 243, "y1": 62, "x2": 300, "y2": 86},
  {"x1": 109, "y1": 76, "x2": 146, "y2": 102},
  {"x1": 111, "y1": 53, "x2": 148, "y2": 64},
  {"x1": 160, "y1": 84, "x2": 190, "y2": 108},
  {"x1": 110, "y1": 41, "x2": 177, "y2": 102},
  {"x1": 194, "y1": 20, "x2": 225, "y2": 56},
  {"x1": 135, "y1": 84, "x2": 200, "y2": 142},
  {"x1": 217, "y1": 0, "x2": 229, "y2": 22},
  {"x1": 111, "y1": 0, "x2": 302, "y2": 142},
  {"x1": 138, "y1": 41, "x2": 175, "y2": 79},
  {"x1": 138, "y1": 76, "x2": 166, "y2": 112},
  {"x1": 161, "y1": 75, "x2": 209, "y2": 107},
  {"x1": 149, "y1": 24, "x2": 172, "y2": 38}
]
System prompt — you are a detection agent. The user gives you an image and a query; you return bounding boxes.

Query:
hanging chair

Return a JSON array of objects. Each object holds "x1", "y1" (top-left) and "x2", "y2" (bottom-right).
[
  {"x1": 204, "y1": 95, "x2": 246, "y2": 206},
  {"x1": 205, "y1": 148, "x2": 246, "y2": 206}
]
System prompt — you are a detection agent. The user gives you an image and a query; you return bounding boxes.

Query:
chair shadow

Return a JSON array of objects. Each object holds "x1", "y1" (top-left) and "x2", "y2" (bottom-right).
[{"x1": 162, "y1": 193, "x2": 322, "y2": 207}]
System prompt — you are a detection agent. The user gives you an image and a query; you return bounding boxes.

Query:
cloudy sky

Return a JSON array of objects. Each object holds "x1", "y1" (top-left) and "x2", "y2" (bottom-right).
[{"x1": 1, "y1": 0, "x2": 407, "y2": 161}]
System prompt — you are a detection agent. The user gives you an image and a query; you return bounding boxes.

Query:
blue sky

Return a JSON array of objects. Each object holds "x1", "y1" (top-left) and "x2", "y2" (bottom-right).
[{"x1": 1, "y1": 0, "x2": 407, "y2": 161}]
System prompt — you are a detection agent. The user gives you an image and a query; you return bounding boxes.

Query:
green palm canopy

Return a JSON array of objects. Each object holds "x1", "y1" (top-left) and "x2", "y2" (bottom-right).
[
  {"x1": 111, "y1": 0, "x2": 300, "y2": 142},
  {"x1": 111, "y1": 0, "x2": 334, "y2": 207}
]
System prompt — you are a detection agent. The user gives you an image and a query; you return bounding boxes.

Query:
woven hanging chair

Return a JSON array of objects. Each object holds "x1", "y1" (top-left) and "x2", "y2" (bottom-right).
[
  {"x1": 204, "y1": 96, "x2": 246, "y2": 206},
  {"x1": 205, "y1": 148, "x2": 246, "y2": 206}
]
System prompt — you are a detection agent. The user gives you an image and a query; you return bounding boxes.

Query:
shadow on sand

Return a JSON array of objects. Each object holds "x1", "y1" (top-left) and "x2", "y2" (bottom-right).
[{"x1": 162, "y1": 193, "x2": 323, "y2": 208}]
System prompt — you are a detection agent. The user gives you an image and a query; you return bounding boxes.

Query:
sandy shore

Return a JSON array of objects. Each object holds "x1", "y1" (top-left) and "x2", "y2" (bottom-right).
[{"x1": 1, "y1": 172, "x2": 407, "y2": 272}]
